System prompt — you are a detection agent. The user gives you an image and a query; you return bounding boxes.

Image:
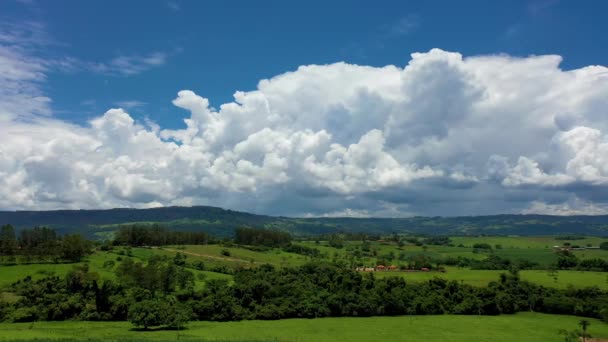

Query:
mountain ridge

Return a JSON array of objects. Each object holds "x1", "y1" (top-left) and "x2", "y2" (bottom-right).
[{"x1": 2, "y1": 206, "x2": 608, "y2": 238}]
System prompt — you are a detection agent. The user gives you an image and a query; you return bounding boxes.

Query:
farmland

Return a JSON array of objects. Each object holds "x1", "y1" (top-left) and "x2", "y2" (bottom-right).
[
  {"x1": 3, "y1": 233, "x2": 608, "y2": 293},
  {"x1": 2, "y1": 225, "x2": 608, "y2": 341}
]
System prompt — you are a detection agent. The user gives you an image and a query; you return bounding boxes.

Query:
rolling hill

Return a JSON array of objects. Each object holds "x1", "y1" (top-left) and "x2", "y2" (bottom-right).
[{"x1": 2, "y1": 206, "x2": 608, "y2": 238}]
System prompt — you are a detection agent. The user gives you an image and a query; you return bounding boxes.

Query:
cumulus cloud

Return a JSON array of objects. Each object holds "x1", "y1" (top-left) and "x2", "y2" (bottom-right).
[
  {"x1": 1, "y1": 26, "x2": 608, "y2": 217},
  {"x1": 523, "y1": 196, "x2": 608, "y2": 216}
]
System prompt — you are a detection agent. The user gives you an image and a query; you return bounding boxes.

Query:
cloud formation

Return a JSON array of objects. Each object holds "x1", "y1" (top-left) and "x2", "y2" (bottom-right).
[
  {"x1": 90, "y1": 52, "x2": 168, "y2": 76},
  {"x1": 1, "y1": 30, "x2": 608, "y2": 216}
]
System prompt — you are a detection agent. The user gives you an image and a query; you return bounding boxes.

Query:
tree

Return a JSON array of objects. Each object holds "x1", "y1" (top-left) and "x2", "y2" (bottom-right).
[
  {"x1": 61, "y1": 234, "x2": 91, "y2": 262},
  {"x1": 579, "y1": 319, "x2": 590, "y2": 342},
  {"x1": 128, "y1": 298, "x2": 191, "y2": 330},
  {"x1": 129, "y1": 299, "x2": 166, "y2": 329},
  {"x1": 558, "y1": 329, "x2": 579, "y2": 342},
  {"x1": 0, "y1": 224, "x2": 17, "y2": 255}
]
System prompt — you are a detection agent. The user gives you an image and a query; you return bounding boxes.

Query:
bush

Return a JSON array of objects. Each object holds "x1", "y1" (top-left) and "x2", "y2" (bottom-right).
[{"x1": 128, "y1": 298, "x2": 191, "y2": 330}]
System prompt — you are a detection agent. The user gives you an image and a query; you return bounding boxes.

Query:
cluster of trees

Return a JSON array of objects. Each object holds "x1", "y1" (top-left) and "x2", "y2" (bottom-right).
[
  {"x1": 430, "y1": 254, "x2": 540, "y2": 270},
  {"x1": 234, "y1": 227, "x2": 291, "y2": 247},
  {"x1": 282, "y1": 244, "x2": 321, "y2": 258},
  {"x1": 4, "y1": 259, "x2": 608, "y2": 326},
  {"x1": 113, "y1": 224, "x2": 210, "y2": 246},
  {"x1": 311, "y1": 232, "x2": 382, "y2": 242},
  {"x1": 557, "y1": 250, "x2": 608, "y2": 272},
  {"x1": 555, "y1": 235, "x2": 586, "y2": 241},
  {"x1": 2, "y1": 255, "x2": 194, "y2": 328},
  {"x1": 0, "y1": 225, "x2": 91, "y2": 262},
  {"x1": 420, "y1": 236, "x2": 452, "y2": 246}
]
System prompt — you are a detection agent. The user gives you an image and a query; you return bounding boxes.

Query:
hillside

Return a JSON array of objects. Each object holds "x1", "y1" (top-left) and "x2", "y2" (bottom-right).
[{"x1": 2, "y1": 206, "x2": 608, "y2": 238}]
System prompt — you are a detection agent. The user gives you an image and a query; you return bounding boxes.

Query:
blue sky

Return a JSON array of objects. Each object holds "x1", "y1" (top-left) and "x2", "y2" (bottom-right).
[
  {"x1": 3, "y1": 0, "x2": 606, "y2": 127},
  {"x1": 1, "y1": 0, "x2": 607, "y2": 216}
]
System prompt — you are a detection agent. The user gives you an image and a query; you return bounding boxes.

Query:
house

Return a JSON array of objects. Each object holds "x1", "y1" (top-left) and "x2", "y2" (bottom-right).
[
  {"x1": 387, "y1": 265, "x2": 398, "y2": 271},
  {"x1": 421, "y1": 267, "x2": 430, "y2": 272},
  {"x1": 355, "y1": 267, "x2": 376, "y2": 272},
  {"x1": 376, "y1": 265, "x2": 386, "y2": 271}
]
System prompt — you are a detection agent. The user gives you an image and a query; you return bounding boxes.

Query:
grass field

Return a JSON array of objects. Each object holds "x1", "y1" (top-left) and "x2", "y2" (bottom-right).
[
  {"x1": 0, "y1": 250, "x2": 232, "y2": 291},
  {"x1": 0, "y1": 313, "x2": 605, "y2": 341},
  {"x1": 451, "y1": 236, "x2": 607, "y2": 249},
  {"x1": 372, "y1": 267, "x2": 608, "y2": 289},
  {"x1": 173, "y1": 245, "x2": 310, "y2": 267},
  {"x1": 3, "y1": 240, "x2": 608, "y2": 292}
]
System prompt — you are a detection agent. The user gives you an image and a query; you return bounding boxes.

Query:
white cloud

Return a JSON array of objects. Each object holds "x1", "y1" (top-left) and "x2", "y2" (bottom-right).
[
  {"x1": 1, "y1": 25, "x2": 608, "y2": 217},
  {"x1": 523, "y1": 196, "x2": 608, "y2": 216},
  {"x1": 90, "y1": 52, "x2": 168, "y2": 76},
  {"x1": 114, "y1": 100, "x2": 147, "y2": 109}
]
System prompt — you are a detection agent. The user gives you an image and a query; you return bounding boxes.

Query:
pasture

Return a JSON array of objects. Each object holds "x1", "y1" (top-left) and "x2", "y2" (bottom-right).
[
  {"x1": 0, "y1": 250, "x2": 232, "y2": 291},
  {"x1": 451, "y1": 236, "x2": 606, "y2": 249},
  {"x1": 2, "y1": 234, "x2": 608, "y2": 294},
  {"x1": 0, "y1": 313, "x2": 605, "y2": 342},
  {"x1": 372, "y1": 267, "x2": 608, "y2": 289}
]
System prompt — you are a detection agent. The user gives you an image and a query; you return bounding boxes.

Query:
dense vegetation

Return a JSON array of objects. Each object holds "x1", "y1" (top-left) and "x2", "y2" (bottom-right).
[
  {"x1": 0, "y1": 225, "x2": 91, "y2": 263},
  {"x1": 234, "y1": 227, "x2": 291, "y2": 247},
  {"x1": 113, "y1": 224, "x2": 210, "y2": 246},
  {"x1": 3, "y1": 258, "x2": 608, "y2": 328}
]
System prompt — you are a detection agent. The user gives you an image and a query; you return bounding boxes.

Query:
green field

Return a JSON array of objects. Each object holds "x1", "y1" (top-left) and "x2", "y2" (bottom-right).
[
  {"x1": 0, "y1": 251, "x2": 232, "y2": 291},
  {"x1": 372, "y1": 267, "x2": 608, "y2": 289},
  {"x1": 3, "y1": 237, "x2": 608, "y2": 292},
  {"x1": 0, "y1": 313, "x2": 605, "y2": 341},
  {"x1": 171, "y1": 244, "x2": 311, "y2": 267},
  {"x1": 451, "y1": 236, "x2": 606, "y2": 249},
  {"x1": 0, "y1": 252, "x2": 118, "y2": 289}
]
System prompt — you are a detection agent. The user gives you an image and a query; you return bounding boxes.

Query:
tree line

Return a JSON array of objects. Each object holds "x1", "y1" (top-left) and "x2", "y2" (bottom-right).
[
  {"x1": 0, "y1": 224, "x2": 91, "y2": 262},
  {"x1": 3, "y1": 257, "x2": 608, "y2": 328},
  {"x1": 113, "y1": 224, "x2": 210, "y2": 246},
  {"x1": 234, "y1": 227, "x2": 291, "y2": 247}
]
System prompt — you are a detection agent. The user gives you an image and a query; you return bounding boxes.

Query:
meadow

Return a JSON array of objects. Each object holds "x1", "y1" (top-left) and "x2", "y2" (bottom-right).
[
  {"x1": 450, "y1": 236, "x2": 607, "y2": 249},
  {"x1": 0, "y1": 313, "x2": 605, "y2": 342},
  {"x1": 373, "y1": 267, "x2": 608, "y2": 289},
  {"x1": 0, "y1": 250, "x2": 232, "y2": 292}
]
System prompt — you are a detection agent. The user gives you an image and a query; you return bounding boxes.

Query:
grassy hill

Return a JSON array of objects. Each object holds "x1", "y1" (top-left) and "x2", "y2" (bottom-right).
[{"x1": 2, "y1": 206, "x2": 608, "y2": 238}]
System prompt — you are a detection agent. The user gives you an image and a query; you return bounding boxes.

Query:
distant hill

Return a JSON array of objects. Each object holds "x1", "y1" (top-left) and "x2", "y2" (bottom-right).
[{"x1": 2, "y1": 206, "x2": 608, "y2": 239}]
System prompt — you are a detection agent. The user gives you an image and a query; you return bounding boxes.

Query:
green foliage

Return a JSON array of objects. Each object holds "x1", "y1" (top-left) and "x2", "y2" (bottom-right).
[
  {"x1": 473, "y1": 243, "x2": 492, "y2": 250},
  {"x1": 113, "y1": 224, "x2": 209, "y2": 246},
  {"x1": 0, "y1": 226, "x2": 91, "y2": 263},
  {"x1": 0, "y1": 224, "x2": 17, "y2": 255},
  {"x1": 421, "y1": 236, "x2": 452, "y2": 246},
  {"x1": 60, "y1": 234, "x2": 92, "y2": 262},
  {"x1": 282, "y1": 244, "x2": 320, "y2": 258},
  {"x1": 128, "y1": 298, "x2": 191, "y2": 329},
  {"x1": 234, "y1": 227, "x2": 291, "y2": 247},
  {"x1": 115, "y1": 256, "x2": 194, "y2": 293}
]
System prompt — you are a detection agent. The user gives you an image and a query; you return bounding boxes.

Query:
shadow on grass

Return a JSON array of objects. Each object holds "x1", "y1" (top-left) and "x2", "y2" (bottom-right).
[{"x1": 129, "y1": 326, "x2": 190, "y2": 332}]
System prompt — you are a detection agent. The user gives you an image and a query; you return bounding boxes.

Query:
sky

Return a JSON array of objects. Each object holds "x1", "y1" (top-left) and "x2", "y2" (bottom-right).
[{"x1": 0, "y1": 0, "x2": 607, "y2": 217}]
